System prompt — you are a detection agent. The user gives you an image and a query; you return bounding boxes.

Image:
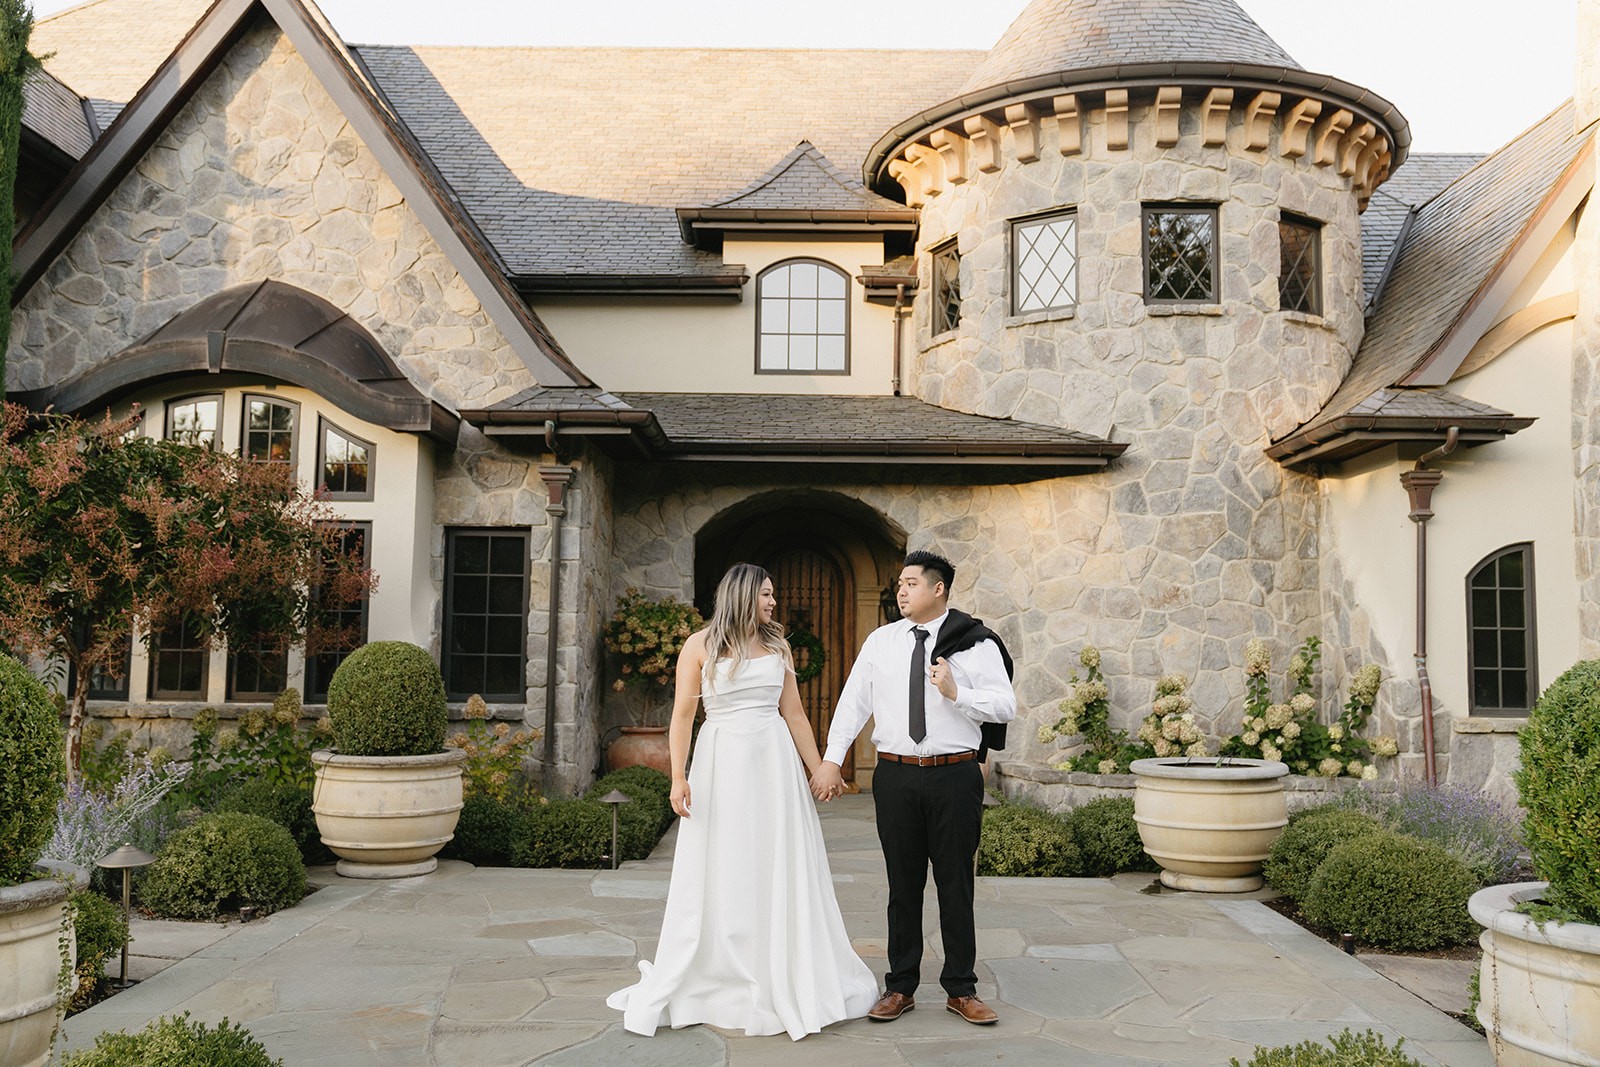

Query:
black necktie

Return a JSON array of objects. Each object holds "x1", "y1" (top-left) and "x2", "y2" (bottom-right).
[{"x1": 909, "y1": 626, "x2": 929, "y2": 743}]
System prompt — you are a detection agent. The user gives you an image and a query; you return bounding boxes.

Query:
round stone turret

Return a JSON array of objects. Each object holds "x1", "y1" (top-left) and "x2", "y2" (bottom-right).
[{"x1": 862, "y1": 0, "x2": 1415, "y2": 748}]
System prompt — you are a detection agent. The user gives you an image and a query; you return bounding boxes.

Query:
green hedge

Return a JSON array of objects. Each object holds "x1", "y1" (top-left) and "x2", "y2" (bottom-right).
[
  {"x1": 59, "y1": 1013, "x2": 281, "y2": 1066},
  {"x1": 585, "y1": 766, "x2": 674, "y2": 837},
  {"x1": 439, "y1": 794, "x2": 521, "y2": 867},
  {"x1": 1230, "y1": 1028, "x2": 1425, "y2": 1067},
  {"x1": 977, "y1": 804, "x2": 1079, "y2": 877},
  {"x1": 141, "y1": 812, "x2": 306, "y2": 920},
  {"x1": 217, "y1": 780, "x2": 330, "y2": 865},
  {"x1": 1065, "y1": 796, "x2": 1157, "y2": 876},
  {"x1": 70, "y1": 889, "x2": 130, "y2": 1005},
  {"x1": 1263, "y1": 808, "x2": 1384, "y2": 903},
  {"x1": 1516, "y1": 658, "x2": 1600, "y2": 924},
  {"x1": 326, "y1": 641, "x2": 447, "y2": 757},
  {"x1": 1301, "y1": 829, "x2": 1479, "y2": 951},
  {"x1": 0, "y1": 654, "x2": 64, "y2": 886}
]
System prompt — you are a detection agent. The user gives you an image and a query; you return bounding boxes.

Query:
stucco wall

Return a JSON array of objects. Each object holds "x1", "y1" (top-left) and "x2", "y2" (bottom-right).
[{"x1": 532, "y1": 235, "x2": 899, "y2": 395}]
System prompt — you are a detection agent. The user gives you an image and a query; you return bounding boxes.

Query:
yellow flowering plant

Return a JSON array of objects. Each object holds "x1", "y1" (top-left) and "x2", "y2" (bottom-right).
[
  {"x1": 603, "y1": 589, "x2": 704, "y2": 724},
  {"x1": 445, "y1": 694, "x2": 541, "y2": 802}
]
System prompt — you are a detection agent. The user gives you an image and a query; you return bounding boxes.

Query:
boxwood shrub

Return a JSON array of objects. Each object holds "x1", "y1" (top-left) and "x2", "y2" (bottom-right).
[
  {"x1": 0, "y1": 654, "x2": 64, "y2": 886},
  {"x1": 58, "y1": 1013, "x2": 281, "y2": 1066},
  {"x1": 439, "y1": 793, "x2": 521, "y2": 867},
  {"x1": 326, "y1": 641, "x2": 447, "y2": 757},
  {"x1": 1230, "y1": 1028, "x2": 1425, "y2": 1067},
  {"x1": 69, "y1": 888, "x2": 130, "y2": 1005},
  {"x1": 1065, "y1": 796, "x2": 1157, "y2": 876},
  {"x1": 585, "y1": 766, "x2": 674, "y2": 837},
  {"x1": 141, "y1": 812, "x2": 306, "y2": 920},
  {"x1": 510, "y1": 799, "x2": 612, "y2": 869},
  {"x1": 1515, "y1": 657, "x2": 1600, "y2": 924},
  {"x1": 1301, "y1": 829, "x2": 1479, "y2": 950},
  {"x1": 217, "y1": 779, "x2": 330, "y2": 865},
  {"x1": 977, "y1": 804, "x2": 1079, "y2": 877},
  {"x1": 1263, "y1": 807, "x2": 1384, "y2": 903}
]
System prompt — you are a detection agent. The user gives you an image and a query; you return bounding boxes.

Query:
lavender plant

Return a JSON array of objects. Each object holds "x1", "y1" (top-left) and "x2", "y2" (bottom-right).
[
  {"x1": 42, "y1": 752, "x2": 183, "y2": 870},
  {"x1": 1334, "y1": 781, "x2": 1526, "y2": 886}
]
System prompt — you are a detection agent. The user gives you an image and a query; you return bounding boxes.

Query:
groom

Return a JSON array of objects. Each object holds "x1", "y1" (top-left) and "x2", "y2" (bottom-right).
[{"x1": 812, "y1": 550, "x2": 1017, "y2": 1026}]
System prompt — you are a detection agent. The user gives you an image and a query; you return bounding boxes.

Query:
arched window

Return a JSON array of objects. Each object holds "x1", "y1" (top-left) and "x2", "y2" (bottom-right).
[
  {"x1": 756, "y1": 259, "x2": 850, "y2": 374},
  {"x1": 1466, "y1": 543, "x2": 1537, "y2": 715}
]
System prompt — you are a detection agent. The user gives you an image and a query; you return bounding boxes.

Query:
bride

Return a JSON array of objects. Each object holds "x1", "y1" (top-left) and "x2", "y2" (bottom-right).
[{"x1": 606, "y1": 563, "x2": 880, "y2": 1040}]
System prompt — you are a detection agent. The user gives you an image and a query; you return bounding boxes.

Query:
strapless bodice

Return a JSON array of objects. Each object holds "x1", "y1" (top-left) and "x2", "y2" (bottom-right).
[{"x1": 701, "y1": 654, "x2": 785, "y2": 724}]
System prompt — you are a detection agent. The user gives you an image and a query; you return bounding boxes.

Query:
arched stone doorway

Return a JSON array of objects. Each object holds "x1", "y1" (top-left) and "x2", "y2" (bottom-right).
[{"x1": 695, "y1": 491, "x2": 906, "y2": 787}]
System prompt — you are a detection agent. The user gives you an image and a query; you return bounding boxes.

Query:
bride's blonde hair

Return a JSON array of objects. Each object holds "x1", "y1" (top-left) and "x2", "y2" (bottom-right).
[{"x1": 702, "y1": 563, "x2": 790, "y2": 690}]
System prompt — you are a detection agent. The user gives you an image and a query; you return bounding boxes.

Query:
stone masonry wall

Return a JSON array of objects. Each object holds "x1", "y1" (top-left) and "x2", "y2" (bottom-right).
[
  {"x1": 1574, "y1": 163, "x2": 1600, "y2": 662},
  {"x1": 890, "y1": 94, "x2": 1376, "y2": 763},
  {"x1": 8, "y1": 19, "x2": 534, "y2": 410}
]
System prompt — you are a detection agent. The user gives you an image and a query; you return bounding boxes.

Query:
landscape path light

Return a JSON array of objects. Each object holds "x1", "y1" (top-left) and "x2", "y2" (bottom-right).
[
  {"x1": 599, "y1": 789, "x2": 633, "y2": 870},
  {"x1": 96, "y1": 842, "x2": 155, "y2": 987}
]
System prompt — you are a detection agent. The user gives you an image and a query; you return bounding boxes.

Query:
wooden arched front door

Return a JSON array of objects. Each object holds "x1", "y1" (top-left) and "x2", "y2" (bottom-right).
[{"x1": 764, "y1": 543, "x2": 856, "y2": 783}]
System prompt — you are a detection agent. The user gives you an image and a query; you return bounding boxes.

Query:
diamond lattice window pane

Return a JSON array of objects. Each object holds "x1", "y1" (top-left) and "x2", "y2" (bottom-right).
[
  {"x1": 1014, "y1": 215, "x2": 1078, "y2": 313},
  {"x1": 1146, "y1": 211, "x2": 1216, "y2": 302},
  {"x1": 1278, "y1": 219, "x2": 1319, "y2": 313},
  {"x1": 934, "y1": 244, "x2": 961, "y2": 334}
]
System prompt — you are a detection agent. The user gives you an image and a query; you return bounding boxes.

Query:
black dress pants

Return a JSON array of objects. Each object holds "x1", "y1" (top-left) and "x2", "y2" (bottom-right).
[{"x1": 872, "y1": 757, "x2": 985, "y2": 998}]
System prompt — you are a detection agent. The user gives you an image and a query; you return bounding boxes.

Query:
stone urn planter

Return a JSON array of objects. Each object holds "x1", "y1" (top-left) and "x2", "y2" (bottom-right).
[
  {"x1": 1469, "y1": 882, "x2": 1600, "y2": 1066},
  {"x1": 1130, "y1": 756, "x2": 1290, "y2": 892},
  {"x1": 607, "y1": 726, "x2": 671, "y2": 775},
  {"x1": 0, "y1": 872, "x2": 72, "y2": 1067},
  {"x1": 312, "y1": 748, "x2": 468, "y2": 878}
]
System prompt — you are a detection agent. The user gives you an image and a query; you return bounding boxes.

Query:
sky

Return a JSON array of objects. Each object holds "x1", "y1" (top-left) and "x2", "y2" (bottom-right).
[{"x1": 30, "y1": 0, "x2": 1578, "y2": 154}]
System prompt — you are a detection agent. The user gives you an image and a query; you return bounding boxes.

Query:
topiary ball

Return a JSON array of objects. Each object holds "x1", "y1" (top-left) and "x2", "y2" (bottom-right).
[
  {"x1": 217, "y1": 780, "x2": 329, "y2": 865},
  {"x1": 1066, "y1": 796, "x2": 1158, "y2": 876},
  {"x1": 1515, "y1": 658, "x2": 1600, "y2": 924},
  {"x1": 0, "y1": 655, "x2": 65, "y2": 886},
  {"x1": 977, "y1": 804, "x2": 1080, "y2": 877},
  {"x1": 1301, "y1": 829, "x2": 1480, "y2": 951},
  {"x1": 1264, "y1": 807, "x2": 1383, "y2": 903},
  {"x1": 140, "y1": 812, "x2": 306, "y2": 920},
  {"x1": 326, "y1": 641, "x2": 448, "y2": 757}
]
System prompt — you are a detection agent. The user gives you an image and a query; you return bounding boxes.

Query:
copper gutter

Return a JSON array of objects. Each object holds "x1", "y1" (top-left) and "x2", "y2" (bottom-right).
[
  {"x1": 892, "y1": 283, "x2": 907, "y2": 396},
  {"x1": 1399, "y1": 426, "x2": 1459, "y2": 785}
]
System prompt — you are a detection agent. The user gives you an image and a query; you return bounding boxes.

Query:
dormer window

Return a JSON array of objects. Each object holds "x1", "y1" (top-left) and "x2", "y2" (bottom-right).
[{"x1": 756, "y1": 259, "x2": 850, "y2": 374}]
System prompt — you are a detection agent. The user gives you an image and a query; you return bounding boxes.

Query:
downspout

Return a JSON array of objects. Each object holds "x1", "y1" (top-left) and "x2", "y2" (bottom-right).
[
  {"x1": 891, "y1": 283, "x2": 906, "y2": 396},
  {"x1": 539, "y1": 463, "x2": 574, "y2": 786},
  {"x1": 1398, "y1": 426, "x2": 1459, "y2": 786}
]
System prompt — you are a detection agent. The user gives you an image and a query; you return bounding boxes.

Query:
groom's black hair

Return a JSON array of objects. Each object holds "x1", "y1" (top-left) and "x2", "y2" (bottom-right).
[{"x1": 903, "y1": 550, "x2": 955, "y2": 597}]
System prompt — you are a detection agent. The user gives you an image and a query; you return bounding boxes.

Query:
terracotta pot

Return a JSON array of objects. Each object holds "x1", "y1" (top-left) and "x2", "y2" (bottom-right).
[
  {"x1": 1470, "y1": 881, "x2": 1600, "y2": 1066},
  {"x1": 607, "y1": 726, "x2": 671, "y2": 775},
  {"x1": 1130, "y1": 756, "x2": 1289, "y2": 892},
  {"x1": 0, "y1": 872, "x2": 73, "y2": 1067},
  {"x1": 312, "y1": 749, "x2": 467, "y2": 879}
]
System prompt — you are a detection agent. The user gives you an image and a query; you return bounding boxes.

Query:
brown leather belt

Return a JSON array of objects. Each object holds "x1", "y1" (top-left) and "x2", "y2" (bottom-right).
[{"x1": 878, "y1": 750, "x2": 979, "y2": 767}]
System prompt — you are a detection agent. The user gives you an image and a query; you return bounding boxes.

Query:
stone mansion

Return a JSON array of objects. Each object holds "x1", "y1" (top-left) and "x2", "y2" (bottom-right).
[{"x1": 13, "y1": 0, "x2": 1600, "y2": 800}]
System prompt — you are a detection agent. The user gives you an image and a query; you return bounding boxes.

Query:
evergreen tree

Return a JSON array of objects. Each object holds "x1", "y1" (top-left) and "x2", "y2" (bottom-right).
[{"x1": 0, "y1": 0, "x2": 44, "y2": 395}]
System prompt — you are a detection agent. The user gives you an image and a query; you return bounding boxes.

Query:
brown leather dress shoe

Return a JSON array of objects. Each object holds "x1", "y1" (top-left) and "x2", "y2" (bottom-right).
[
  {"x1": 867, "y1": 990, "x2": 914, "y2": 1020},
  {"x1": 946, "y1": 995, "x2": 998, "y2": 1024}
]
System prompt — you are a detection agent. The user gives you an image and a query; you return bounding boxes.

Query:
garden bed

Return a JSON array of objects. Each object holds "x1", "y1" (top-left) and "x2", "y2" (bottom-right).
[{"x1": 994, "y1": 760, "x2": 1401, "y2": 815}]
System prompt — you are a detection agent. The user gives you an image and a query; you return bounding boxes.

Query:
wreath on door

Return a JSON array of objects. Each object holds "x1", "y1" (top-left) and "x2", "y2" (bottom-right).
[{"x1": 787, "y1": 626, "x2": 828, "y2": 685}]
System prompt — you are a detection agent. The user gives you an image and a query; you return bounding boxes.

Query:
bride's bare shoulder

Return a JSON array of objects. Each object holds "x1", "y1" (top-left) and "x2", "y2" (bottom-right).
[{"x1": 681, "y1": 629, "x2": 710, "y2": 654}]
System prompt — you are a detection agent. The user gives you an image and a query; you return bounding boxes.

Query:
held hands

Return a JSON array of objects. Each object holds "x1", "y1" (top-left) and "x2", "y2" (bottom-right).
[
  {"x1": 671, "y1": 778, "x2": 692, "y2": 818},
  {"x1": 810, "y1": 761, "x2": 845, "y2": 802},
  {"x1": 930, "y1": 656, "x2": 958, "y2": 701}
]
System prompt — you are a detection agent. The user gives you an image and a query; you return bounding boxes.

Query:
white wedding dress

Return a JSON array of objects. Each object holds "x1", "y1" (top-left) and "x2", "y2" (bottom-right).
[{"x1": 606, "y1": 654, "x2": 879, "y2": 1040}]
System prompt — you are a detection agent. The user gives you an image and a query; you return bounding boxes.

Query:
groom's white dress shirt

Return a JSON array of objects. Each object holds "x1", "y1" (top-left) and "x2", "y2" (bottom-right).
[{"x1": 823, "y1": 611, "x2": 1017, "y2": 765}]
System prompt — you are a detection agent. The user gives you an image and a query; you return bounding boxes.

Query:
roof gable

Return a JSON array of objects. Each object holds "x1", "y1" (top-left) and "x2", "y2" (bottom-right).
[
  {"x1": 14, "y1": 0, "x2": 588, "y2": 388},
  {"x1": 703, "y1": 142, "x2": 905, "y2": 212}
]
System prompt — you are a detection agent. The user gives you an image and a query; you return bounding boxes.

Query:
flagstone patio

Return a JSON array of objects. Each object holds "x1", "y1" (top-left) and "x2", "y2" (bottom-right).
[{"x1": 53, "y1": 794, "x2": 1492, "y2": 1065}]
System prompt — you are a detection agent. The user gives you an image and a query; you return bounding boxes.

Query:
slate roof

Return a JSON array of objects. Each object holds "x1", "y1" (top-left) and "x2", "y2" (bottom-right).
[
  {"x1": 1360, "y1": 153, "x2": 1484, "y2": 309},
  {"x1": 961, "y1": 0, "x2": 1300, "y2": 96},
  {"x1": 32, "y1": 0, "x2": 214, "y2": 129},
  {"x1": 703, "y1": 142, "x2": 907, "y2": 213},
  {"x1": 465, "y1": 390, "x2": 1125, "y2": 463},
  {"x1": 350, "y1": 45, "x2": 982, "y2": 279},
  {"x1": 1287, "y1": 101, "x2": 1585, "y2": 441},
  {"x1": 21, "y1": 67, "x2": 95, "y2": 159},
  {"x1": 1265, "y1": 387, "x2": 1535, "y2": 468}
]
